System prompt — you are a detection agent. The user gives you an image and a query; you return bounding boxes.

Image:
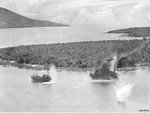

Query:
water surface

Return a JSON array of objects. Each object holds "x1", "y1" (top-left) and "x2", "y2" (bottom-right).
[
  {"x1": 0, "y1": 27, "x2": 139, "y2": 48},
  {"x1": 0, "y1": 66, "x2": 149, "y2": 112}
]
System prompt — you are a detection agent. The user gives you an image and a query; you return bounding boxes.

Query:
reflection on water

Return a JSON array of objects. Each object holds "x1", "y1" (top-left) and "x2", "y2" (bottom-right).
[{"x1": 0, "y1": 66, "x2": 149, "y2": 112}]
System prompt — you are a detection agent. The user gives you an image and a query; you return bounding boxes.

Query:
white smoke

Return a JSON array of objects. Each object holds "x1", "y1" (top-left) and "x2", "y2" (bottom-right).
[
  {"x1": 110, "y1": 56, "x2": 118, "y2": 72},
  {"x1": 115, "y1": 83, "x2": 134, "y2": 102},
  {"x1": 49, "y1": 65, "x2": 57, "y2": 82}
]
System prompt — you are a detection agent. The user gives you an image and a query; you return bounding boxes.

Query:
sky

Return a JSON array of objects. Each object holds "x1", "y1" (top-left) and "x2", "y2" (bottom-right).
[
  {"x1": 0, "y1": 0, "x2": 150, "y2": 48},
  {"x1": 0, "y1": 0, "x2": 150, "y2": 30}
]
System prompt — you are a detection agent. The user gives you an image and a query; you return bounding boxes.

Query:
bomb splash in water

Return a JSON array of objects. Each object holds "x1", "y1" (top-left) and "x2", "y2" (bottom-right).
[
  {"x1": 49, "y1": 65, "x2": 57, "y2": 83},
  {"x1": 115, "y1": 83, "x2": 133, "y2": 102}
]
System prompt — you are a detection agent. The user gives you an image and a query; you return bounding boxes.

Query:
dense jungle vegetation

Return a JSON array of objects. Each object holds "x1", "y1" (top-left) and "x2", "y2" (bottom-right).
[
  {"x1": 0, "y1": 38, "x2": 150, "y2": 68},
  {"x1": 108, "y1": 27, "x2": 150, "y2": 37}
]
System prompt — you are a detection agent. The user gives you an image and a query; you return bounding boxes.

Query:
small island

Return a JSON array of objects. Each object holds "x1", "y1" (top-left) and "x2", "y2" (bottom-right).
[
  {"x1": 31, "y1": 61, "x2": 52, "y2": 83},
  {"x1": 31, "y1": 74, "x2": 51, "y2": 82},
  {"x1": 90, "y1": 57, "x2": 118, "y2": 80}
]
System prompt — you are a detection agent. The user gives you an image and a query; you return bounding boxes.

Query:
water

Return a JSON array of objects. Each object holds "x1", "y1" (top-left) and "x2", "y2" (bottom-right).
[
  {"x1": 0, "y1": 27, "x2": 138, "y2": 48},
  {"x1": 0, "y1": 27, "x2": 148, "y2": 112},
  {"x1": 0, "y1": 66, "x2": 149, "y2": 112}
]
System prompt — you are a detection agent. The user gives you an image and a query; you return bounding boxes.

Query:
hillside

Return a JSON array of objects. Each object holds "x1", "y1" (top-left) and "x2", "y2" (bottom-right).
[
  {"x1": 0, "y1": 7, "x2": 69, "y2": 28},
  {"x1": 1, "y1": 39, "x2": 149, "y2": 68},
  {"x1": 108, "y1": 27, "x2": 150, "y2": 37}
]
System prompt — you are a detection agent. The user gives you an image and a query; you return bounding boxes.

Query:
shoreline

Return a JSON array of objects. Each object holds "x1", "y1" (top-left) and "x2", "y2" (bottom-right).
[
  {"x1": 0, "y1": 59, "x2": 149, "y2": 72},
  {"x1": 0, "y1": 59, "x2": 93, "y2": 72}
]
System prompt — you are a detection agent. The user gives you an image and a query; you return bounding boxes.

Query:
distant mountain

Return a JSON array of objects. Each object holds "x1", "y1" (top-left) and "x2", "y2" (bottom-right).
[
  {"x1": 108, "y1": 27, "x2": 150, "y2": 37},
  {"x1": 0, "y1": 7, "x2": 69, "y2": 28}
]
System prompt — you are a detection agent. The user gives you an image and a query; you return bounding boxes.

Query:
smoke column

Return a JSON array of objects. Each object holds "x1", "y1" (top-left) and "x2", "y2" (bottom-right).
[
  {"x1": 110, "y1": 56, "x2": 118, "y2": 72},
  {"x1": 49, "y1": 65, "x2": 57, "y2": 82}
]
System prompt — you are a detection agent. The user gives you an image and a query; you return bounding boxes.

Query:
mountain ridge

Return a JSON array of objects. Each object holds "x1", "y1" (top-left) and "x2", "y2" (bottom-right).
[{"x1": 0, "y1": 7, "x2": 69, "y2": 28}]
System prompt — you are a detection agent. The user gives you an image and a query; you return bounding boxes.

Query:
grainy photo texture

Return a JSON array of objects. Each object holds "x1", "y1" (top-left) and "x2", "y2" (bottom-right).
[{"x1": 0, "y1": 0, "x2": 150, "y2": 112}]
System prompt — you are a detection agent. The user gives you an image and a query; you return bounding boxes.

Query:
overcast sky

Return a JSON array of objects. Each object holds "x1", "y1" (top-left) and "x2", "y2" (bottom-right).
[
  {"x1": 0, "y1": 0, "x2": 150, "y2": 30},
  {"x1": 0, "y1": 0, "x2": 150, "y2": 48}
]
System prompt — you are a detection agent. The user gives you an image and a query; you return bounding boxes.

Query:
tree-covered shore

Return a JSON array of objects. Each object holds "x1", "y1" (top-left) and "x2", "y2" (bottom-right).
[
  {"x1": 108, "y1": 27, "x2": 150, "y2": 37},
  {"x1": 0, "y1": 38, "x2": 150, "y2": 69},
  {"x1": 0, "y1": 58, "x2": 93, "y2": 72}
]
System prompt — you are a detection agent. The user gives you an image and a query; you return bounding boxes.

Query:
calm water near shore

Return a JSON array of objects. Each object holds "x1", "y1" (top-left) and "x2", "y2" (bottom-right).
[
  {"x1": 0, "y1": 27, "x2": 141, "y2": 48},
  {"x1": 0, "y1": 66, "x2": 149, "y2": 112}
]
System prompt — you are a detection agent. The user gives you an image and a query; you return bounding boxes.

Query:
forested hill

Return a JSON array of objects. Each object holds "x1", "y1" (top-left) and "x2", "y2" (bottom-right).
[
  {"x1": 0, "y1": 7, "x2": 69, "y2": 28},
  {"x1": 108, "y1": 27, "x2": 150, "y2": 37},
  {"x1": 0, "y1": 39, "x2": 149, "y2": 68}
]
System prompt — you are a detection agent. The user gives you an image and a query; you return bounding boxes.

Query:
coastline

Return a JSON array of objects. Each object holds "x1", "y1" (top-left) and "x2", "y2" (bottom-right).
[
  {"x1": 0, "y1": 59, "x2": 93, "y2": 72},
  {"x1": 1, "y1": 59, "x2": 149, "y2": 73}
]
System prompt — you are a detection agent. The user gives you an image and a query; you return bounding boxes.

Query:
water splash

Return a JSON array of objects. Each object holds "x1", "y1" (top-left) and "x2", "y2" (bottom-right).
[
  {"x1": 115, "y1": 83, "x2": 133, "y2": 102},
  {"x1": 110, "y1": 56, "x2": 118, "y2": 72},
  {"x1": 49, "y1": 65, "x2": 57, "y2": 82}
]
